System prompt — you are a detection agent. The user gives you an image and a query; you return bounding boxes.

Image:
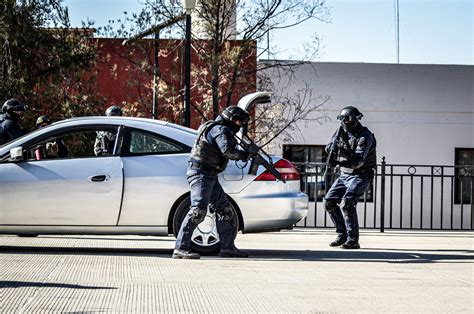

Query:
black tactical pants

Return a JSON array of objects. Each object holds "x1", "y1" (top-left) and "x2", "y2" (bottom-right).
[
  {"x1": 175, "y1": 169, "x2": 236, "y2": 252},
  {"x1": 324, "y1": 171, "x2": 373, "y2": 242}
]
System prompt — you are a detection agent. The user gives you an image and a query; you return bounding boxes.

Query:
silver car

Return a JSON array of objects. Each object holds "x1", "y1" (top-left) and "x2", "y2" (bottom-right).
[{"x1": 0, "y1": 101, "x2": 308, "y2": 255}]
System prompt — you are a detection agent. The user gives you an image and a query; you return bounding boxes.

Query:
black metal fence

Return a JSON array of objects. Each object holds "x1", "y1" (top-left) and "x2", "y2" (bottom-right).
[{"x1": 295, "y1": 158, "x2": 474, "y2": 231}]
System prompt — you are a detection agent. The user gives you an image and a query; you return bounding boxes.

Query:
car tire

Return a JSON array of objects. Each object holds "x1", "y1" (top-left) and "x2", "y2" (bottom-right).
[{"x1": 172, "y1": 196, "x2": 239, "y2": 256}]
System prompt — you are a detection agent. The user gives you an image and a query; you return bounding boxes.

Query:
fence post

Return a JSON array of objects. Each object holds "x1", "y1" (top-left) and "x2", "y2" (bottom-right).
[{"x1": 380, "y1": 156, "x2": 386, "y2": 232}]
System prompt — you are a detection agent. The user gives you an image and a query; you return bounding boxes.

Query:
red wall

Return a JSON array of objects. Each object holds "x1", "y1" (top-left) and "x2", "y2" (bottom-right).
[{"x1": 93, "y1": 38, "x2": 256, "y2": 129}]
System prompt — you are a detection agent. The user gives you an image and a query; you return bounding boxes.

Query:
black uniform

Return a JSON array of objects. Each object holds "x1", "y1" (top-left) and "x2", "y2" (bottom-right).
[
  {"x1": 173, "y1": 109, "x2": 249, "y2": 259},
  {"x1": 0, "y1": 112, "x2": 26, "y2": 145},
  {"x1": 324, "y1": 107, "x2": 376, "y2": 249}
]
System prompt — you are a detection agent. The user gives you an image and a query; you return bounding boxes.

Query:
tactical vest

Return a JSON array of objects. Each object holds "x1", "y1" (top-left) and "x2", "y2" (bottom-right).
[
  {"x1": 340, "y1": 126, "x2": 377, "y2": 174},
  {"x1": 189, "y1": 121, "x2": 228, "y2": 173}
]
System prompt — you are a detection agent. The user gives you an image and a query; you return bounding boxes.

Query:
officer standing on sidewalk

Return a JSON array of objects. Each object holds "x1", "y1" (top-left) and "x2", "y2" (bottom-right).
[
  {"x1": 173, "y1": 106, "x2": 250, "y2": 259},
  {"x1": 324, "y1": 106, "x2": 376, "y2": 249}
]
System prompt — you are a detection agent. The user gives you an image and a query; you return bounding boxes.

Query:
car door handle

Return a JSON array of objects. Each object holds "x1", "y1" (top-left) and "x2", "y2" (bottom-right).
[{"x1": 88, "y1": 175, "x2": 109, "y2": 182}]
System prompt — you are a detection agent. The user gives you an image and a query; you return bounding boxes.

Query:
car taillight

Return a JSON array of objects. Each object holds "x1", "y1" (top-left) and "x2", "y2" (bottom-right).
[{"x1": 255, "y1": 159, "x2": 300, "y2": 181}]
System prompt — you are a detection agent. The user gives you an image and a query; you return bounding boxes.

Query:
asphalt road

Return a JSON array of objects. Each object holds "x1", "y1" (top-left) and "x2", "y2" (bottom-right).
[{"x1": 1, "y1": 229, "x2": 473, "y2": 313}]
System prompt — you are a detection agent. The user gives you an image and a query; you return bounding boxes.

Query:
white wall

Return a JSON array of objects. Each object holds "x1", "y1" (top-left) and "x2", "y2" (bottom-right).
[
  {"x1": 261, "y1": 62, "x2": 473, "y2": 166},
  {"x1": 260, "y1": 62, "x2": 473, "y2": 229}
]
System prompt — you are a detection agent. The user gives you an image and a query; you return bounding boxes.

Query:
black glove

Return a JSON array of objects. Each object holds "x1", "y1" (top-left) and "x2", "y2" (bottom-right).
[
  {"x1": 246, "y1": 142, "x2": 260, "y2": 156},
  {"x1": 338, "y1": 160, "x2": 351, "y2": 167},
  {"x1": 240, "y1": 150, "x2": 250, "y2": 162},
  {"x1": 328, "y1": 157, "x2": 340, "y2": 167}
]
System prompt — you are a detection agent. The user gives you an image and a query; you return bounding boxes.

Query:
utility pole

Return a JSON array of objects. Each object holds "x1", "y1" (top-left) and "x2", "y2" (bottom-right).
[
  {"x1": 122, "y1": 14, "x2": 186, "y2": 119},
  {"x1": 152, "y1": 32, "x2": 159, "y2": 119},
  {"x1": 182, "y1": 0, "x2": 197, "y2": 128},
  {"x1": 395, "y1": 0, "x2": 400, "y2": 64}
]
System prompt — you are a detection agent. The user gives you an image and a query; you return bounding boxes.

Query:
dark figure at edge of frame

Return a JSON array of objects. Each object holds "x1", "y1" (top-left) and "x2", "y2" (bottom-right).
[
  {"x1": 94, "y1": 105, "x2": 122, "y2": 156},
  {"x1": 0, "y1": 99, "x2": 27, "y2": 145},
  {"x1": 173, "y1": 106, "x2": 250, "y2": 259},
  {"x1": 34, "y1": 115, "x2": 69, "y2": 159},
  {"x1": 324, "y1": 106, "x2": 377, "y2": 249}
]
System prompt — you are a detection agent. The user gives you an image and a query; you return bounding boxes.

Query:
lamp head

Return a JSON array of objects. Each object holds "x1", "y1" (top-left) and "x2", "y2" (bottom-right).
[{"x1": 181, "y1": 0, "x2": 196, "y2": 13}]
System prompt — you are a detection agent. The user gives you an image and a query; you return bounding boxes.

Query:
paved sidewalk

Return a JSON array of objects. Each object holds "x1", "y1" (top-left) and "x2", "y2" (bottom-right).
[{"x1": 1, "y1": 229, "x2": 473, "y2": 313}]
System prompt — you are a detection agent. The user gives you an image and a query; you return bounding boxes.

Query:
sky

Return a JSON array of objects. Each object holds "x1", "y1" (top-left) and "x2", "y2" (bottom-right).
[{"x1": 63, "y1": 0, "x2": 473, "y2": 65}]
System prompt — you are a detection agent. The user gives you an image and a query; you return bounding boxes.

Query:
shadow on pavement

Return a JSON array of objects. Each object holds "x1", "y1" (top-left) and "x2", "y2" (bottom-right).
[
  {"x1": 0, "y1": 245, "x2": 173, "y2": 257},
  {"x1": 1, "y1": 245, "x2": 472, "y2": 263},
  {"x1": 245, "y1": 248, "x2": 474, "y2": 263},
  {"x1": 367, "y1": 247, "x2": 474, "y2": 254},
  {"x1": 362, "y1": 232, "x2": 474, "y2": 238},
  {"x1": 36, "y1": 236, "x2": 175, "y2": 242},
  {"x1": 0, "y1": 281, "x2": 117, "y2": 289}
]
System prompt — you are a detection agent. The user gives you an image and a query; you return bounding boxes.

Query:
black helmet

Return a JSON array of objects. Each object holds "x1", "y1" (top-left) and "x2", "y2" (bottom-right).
[
  {"x1": 105, "y1": 105, "x2": 122, "y2": 117},
  {"x1": 337, "y1": 106, "x2": 363, "y2": 132},
  {"x1": 220, "y1": 106, "x2": 249, "y2": 132},
  {"x1": 36, "y1": 115, "x2": 50, "y2": 128},
  {"x1": 2, "y1": 99, "x2": 27, "y2": 114}
]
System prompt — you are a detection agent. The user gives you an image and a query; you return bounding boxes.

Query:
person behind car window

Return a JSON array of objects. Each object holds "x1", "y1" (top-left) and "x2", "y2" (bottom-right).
[
  {"x1": 94, "y1": 105, "x2": 122, "y2": 156},
  {"x1": 324, "y1": 106, "x2": 377, "y2": 250},
  {"x1": 173, "y1": 106, "x2": 250, "y2": 260},
  {"x1": 0, "y1": 98, "x2": 27, "y2": 145},
  {"x1": 33, "y1": 115, "x2": 68, "y2": 160}
]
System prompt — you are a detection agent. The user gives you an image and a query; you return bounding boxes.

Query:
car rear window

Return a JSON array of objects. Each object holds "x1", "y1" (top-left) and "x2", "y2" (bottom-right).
[{"x1": 125, "y1": 130, "x2": 186, "y2": 155}]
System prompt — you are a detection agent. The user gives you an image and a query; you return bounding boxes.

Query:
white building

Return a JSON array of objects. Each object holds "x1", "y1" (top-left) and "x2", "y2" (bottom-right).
[{"x1": 260, "y1": 62, "x2": 473, "y2": 230}]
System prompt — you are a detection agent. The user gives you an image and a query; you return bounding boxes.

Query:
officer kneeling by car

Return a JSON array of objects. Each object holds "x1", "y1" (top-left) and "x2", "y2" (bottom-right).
[{"x1": 173, "y1": 106, "x2": 251, "y2": 259}]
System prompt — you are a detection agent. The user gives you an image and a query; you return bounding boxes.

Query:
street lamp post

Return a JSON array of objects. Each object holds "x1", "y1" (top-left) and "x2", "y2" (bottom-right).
[
  {"x1": 152, "y1": 31, "x2": 159, "y2": 119},
  {"x1": 122, "y1": 14, "x2": 186, "y2": 120},
  {"x1": 182, "y1": 0, "x2": 196, "y2": 127}
]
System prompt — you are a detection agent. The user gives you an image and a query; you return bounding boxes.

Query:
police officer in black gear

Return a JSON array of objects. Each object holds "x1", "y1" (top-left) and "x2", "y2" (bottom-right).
[
  {"x1": 36, "y1": 115, "x2": 51, "y2": 128},
  {"x1": 173, "y1": 106, "x2": 250, "y2": 259},
  {"x1": 105, "y1": 105, "x2": 122, "y2": 117},
  {"x1": 0, "y1": 99, "x2": 27, "y2": 145},
  {"x1": 324, "y1": 106, "x2": 376, "y2": 249},
  {"x1": 94, "y1": 105, "x2": 122, "y2": 156}
]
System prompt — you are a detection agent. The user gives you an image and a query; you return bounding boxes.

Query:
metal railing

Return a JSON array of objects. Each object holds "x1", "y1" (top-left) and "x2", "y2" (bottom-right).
[{"x1": 295, "y1": 158, "x2": 474, "y2": 231}]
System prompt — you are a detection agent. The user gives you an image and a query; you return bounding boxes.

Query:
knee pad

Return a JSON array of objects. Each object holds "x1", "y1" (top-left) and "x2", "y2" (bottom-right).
[
  {"x1": 324, "y1": 199, "x2": 339, "y2": 213},
  {"x1": 191, "y1": 207, "x2": 207, "y2": 225},
  {"x1": 342, "y1": 199, "x2": 357, "y2": 214},
  {"x1": 217, "y1": 206, "x2": 234, "y2": 222}
]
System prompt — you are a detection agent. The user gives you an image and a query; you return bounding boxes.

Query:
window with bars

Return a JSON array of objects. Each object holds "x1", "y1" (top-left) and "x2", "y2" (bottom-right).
[
  {"x1": 283, "y1": 144, "x2": 326, "y2": 201},
  {"x1": 455, "y1": 148, "x2": 474, "y2": 204},
  {"x1": 283, "y1": 144, "x2": 374, "y2": 202}
]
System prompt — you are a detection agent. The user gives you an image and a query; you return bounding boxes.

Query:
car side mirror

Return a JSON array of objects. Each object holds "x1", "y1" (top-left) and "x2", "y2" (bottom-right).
[{"x1": 10, "y1": 147, "x2": 24, "y2": 162}]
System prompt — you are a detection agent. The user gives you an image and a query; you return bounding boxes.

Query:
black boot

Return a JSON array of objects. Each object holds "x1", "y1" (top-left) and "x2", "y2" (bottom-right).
[
  {"x1": 216, "y1": 217, "x2": 248, "y2": 258},
  {"x1": 329, "y1": 235, "x2": 347, "y2": 247},
  {"x1": 341, "y1": 240, "x2": 360, "y2": 250},
  {"x1": 220, "y1": 246, "x2": 249, "y2": 258}
]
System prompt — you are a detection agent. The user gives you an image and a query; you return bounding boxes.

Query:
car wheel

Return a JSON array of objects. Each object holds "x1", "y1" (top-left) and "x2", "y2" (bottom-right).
[{"x1": 172, "y1": 196, "x2": 239, "y2": 256}]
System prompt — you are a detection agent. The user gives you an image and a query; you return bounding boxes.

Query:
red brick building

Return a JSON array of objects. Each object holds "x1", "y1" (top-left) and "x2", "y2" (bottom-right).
[{"x1": 94, "y1": 37, "x2": 256, "y2": 129}]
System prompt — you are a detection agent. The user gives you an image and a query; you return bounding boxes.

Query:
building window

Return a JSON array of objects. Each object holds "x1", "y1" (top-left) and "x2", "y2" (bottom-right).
[
  {"x1": 455, "y1": 148, "x2": 474, "y2": 204},
  {"x1": 283, "y1": 145, "x2": 326, "y2": 202},
  {"x1": 283, "y1": 145, "x2": 326, "y2": 165}
]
